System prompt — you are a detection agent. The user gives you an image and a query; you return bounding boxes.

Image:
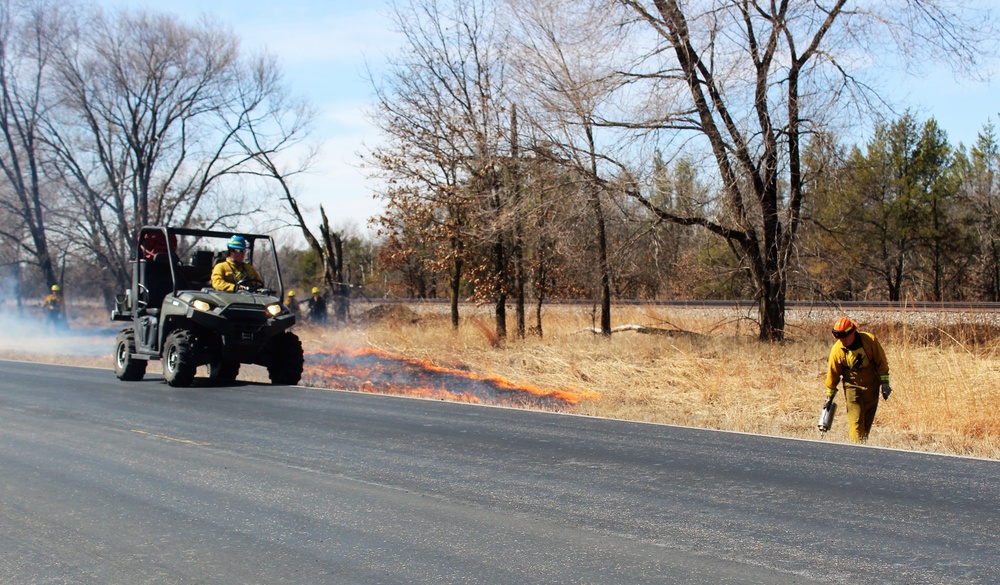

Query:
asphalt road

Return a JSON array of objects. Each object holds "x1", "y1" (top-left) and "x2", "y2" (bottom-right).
[{"x1": 0, "y1": 361, "x2": 996, "y2": 584}]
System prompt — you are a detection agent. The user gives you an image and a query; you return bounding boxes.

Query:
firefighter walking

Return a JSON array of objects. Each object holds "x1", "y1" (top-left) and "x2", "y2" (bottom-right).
[{"x1": 824, "y1": 318, "x2": 892, "y2": 443}]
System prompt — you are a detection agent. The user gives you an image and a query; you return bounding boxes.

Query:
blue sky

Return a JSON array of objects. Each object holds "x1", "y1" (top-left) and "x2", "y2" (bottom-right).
[
  {"x1": 884, "y1": 64, "x2": 997, "y2": 149},
  {"x1": 97, "y1": 1, "x2": 997, "y2": 236}
]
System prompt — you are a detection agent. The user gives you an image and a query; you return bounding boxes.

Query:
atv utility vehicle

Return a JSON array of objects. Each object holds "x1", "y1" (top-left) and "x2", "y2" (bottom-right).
[{"x1": 112, "y1": 226, "x2": 303, "y2": 387}]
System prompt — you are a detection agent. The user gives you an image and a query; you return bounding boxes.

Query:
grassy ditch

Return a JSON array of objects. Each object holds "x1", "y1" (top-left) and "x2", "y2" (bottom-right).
[
  {"x1": 320, "y1": 302, "x2": 1000, "y2": 459},
  {"x1": 3, "y1": 301, "x2": 997, "y2": 459}
]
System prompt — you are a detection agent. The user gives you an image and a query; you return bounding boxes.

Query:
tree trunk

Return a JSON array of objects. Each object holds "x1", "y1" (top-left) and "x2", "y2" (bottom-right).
[
  {"x1": 510, "y1": 105, "x2": 525, "y2": 339},
  {"x1": 991, "y1": 240, "x2": 1000, "y2": 301},
  {"x1": 534, "y1": 297, "x2": 544, "y2": 337},
  {"x1": 889, "y1": 251, "x2": 904, "y2": 302},
  {"x1": 493, "y1": 229, "x2": 508, "y2": 340},
  {"x1": 586, "y1": 127, "x2": 611, "y2": 337},
  {"x1": 14, "y1": 261, "x2": 23, "y2": 315},
  {"x1": 758, "y1": 277, "x2": 786, "y2": 342},
  {"x1": 450, "y1": 255, "x2": 462, "y2": 329},
  {"x1": 319, "y1": 208, "x2": 349, "y2": 323}
]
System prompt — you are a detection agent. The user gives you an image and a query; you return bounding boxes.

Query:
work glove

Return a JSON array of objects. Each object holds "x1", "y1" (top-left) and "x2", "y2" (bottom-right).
[{"x1": 881, "y1": 382, "x2": 892, "y2": 400}]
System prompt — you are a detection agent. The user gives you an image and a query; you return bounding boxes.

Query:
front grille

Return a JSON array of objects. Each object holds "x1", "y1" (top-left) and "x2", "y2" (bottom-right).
[{"x1": 221, "y1": 305, "x2": 268, "y2": 343}]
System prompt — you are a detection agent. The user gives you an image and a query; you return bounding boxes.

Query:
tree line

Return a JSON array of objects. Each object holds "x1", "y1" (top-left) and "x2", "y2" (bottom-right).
[
  {"x1": 366, "y1": 0, "x2": 999, "y2": 341},
  {"x1": 802, "y1": 116, "x2": 1000, "y2": 304},
  {"x1": 3, "y1": 0, "x2": 998, "y2": 344}
]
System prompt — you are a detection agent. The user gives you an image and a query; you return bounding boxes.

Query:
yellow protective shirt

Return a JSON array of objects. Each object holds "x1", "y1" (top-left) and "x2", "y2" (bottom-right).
[
  {"x1": 211, "y1": 258, "x2": 263, "y2": 292},
  {"x1": 44, "y1": 293, "x2": 64, "y2": 313},
  {"x1": 825, "y1": 331, "x2": 889, "y2": 394}
]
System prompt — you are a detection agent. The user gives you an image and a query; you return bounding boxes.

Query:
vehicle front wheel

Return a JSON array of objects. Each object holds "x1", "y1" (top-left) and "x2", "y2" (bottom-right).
[
  {"x1": 162, "y1": 329, "x2": 197, "y2": 387},
  {"x1": 114, "y1": 329, "x2": 146, "y2": 381},
  {"x1": 267, "y1": 331, "x2": 304, "y2": 385}
]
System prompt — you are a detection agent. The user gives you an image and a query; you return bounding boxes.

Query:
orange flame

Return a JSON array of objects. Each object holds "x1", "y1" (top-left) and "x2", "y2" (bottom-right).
[{"x1": 304, "y1": 346, "x2": 598, "y2": 408}]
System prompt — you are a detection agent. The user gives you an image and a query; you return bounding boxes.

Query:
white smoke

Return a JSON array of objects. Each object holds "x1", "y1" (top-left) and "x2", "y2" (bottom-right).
[{"x1": 0, "y1": 291, "x2": 117, "y2": 358}]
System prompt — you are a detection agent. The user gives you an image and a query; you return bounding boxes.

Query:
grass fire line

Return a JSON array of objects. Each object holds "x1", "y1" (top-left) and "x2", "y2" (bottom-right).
[{"x1": 305, "y1": 346, "x2": 598, "y2": 407}]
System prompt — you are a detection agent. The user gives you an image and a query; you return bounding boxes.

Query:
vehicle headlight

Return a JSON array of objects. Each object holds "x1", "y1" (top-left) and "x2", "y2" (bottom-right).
[
  {"x1": 191, "y1": 299, "x2": 212, "y2": 312},
  {"x1": 266, "y1": 303, "x2": 283, "y2": 316}
]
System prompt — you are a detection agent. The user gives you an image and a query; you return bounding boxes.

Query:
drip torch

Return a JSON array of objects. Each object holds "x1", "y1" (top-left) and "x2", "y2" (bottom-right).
[{"x1": 818, "y1": 397, "x2": 836, "y2": 433}]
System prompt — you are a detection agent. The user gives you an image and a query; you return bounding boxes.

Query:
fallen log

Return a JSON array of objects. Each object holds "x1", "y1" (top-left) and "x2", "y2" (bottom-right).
[{"x1": 575, "y1": 324, "x2": 701, "y2": 337}]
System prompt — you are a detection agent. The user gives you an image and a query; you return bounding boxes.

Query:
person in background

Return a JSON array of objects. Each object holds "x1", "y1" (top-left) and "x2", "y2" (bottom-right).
[
  {"x1": 307, "y1": 286, "x2": 327, "y2": 324},
  {"x1": 211, "y1": 235, "x2": 263, "y2": 292},
  {"x1": 284, "y1": 289, "x2": 300, "y2": 316},
  {"x1": 140, "y1": 231, "x2": 178, "y2": 260},
  {"x1": 824, "y1": 317, "x2": 892, "y2": 443},
  {"x1": 44, "y1": 284, "x2": 65, "y2": 330}
]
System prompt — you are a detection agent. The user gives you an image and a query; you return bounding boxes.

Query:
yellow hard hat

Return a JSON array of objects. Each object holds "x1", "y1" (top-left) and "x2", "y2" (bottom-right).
[
  {"x1": 311, "y1": 287, "x2": 320, "y2": 294},
  {"x1": 51, "y1": 284, "x2": 60, "y2": 292},
  {"x1": 287, "y1": 290, "x2": 296, "y2": 297}
]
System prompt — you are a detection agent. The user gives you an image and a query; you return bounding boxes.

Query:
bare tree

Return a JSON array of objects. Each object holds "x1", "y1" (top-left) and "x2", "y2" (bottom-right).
[
  {"x1": 0, "y1": 0, "x2": 71, "y2": 291},
  {"x1": 217, "y1": 54, "x2": 357, "y2": 320},
  {"x1": 369, "y1": 0, "x2": 515, "y2": 338},
  {"x1": 367, "y1": 56, "x2": 468, "y2": 326},
  {"x1": 506, "y1": 0, "x2": 629, "y2": 336},
  {"x1": 42, "y1": 8, "x2": 305, "y2": 301},
  {"x1": 613, "y1": 0, "x2": 994, "y2": 340}
]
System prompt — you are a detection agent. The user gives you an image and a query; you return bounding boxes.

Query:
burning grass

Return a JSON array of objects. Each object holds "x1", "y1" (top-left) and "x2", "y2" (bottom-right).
[{"x1": 304, "y1": 346, "x2": 596, "y2": 407}]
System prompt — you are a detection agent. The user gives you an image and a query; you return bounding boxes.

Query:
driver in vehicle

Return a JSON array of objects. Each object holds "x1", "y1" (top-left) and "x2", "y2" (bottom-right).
[{"x1": 211, "y1": 235, "x2": 264, "y2": 292}]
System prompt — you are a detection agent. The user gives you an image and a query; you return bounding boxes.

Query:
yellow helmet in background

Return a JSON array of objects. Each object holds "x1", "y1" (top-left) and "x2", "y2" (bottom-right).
[
  {"x1": 287, "y1": 290, "x2": 296, "y2": 297},
  {"x1": 51, "y1": 284, "x2": 60, "y2": 292},
  {"x1": 311, "y1": 287, "x2": 320, "y2": 294}
]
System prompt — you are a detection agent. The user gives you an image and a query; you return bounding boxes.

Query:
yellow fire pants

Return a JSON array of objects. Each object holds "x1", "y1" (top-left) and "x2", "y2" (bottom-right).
[{"x1": 844, "y1": 385, "x2": 880, "y2": 442}]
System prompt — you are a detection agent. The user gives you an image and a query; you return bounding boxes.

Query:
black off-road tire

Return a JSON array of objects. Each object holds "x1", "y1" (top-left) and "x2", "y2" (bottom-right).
[
  {"x1": 267, "y1": 331, "x2": 304, "y2": 385},
  {"x1": 209, "y1": 358, "x2": 241, "y2": 381},
  {"x1": 114, "y1": 329, "x2": 146, "y2": 381},
  {"x1": 163, "y1": 329, "x2": 197, "y2": 387}
]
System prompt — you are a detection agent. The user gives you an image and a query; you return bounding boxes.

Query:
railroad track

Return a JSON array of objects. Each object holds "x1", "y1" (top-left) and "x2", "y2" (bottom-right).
[{"x1": 348, "y1": 298, "x2": 1000, "y2": 312}]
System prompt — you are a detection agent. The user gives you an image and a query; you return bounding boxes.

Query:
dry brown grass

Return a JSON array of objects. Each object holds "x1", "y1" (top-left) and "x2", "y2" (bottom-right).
[
  {"x1": 3, "y1": 301, "x2": 997, "y2": 459},
  {"x1": 314, "y1": 302, "x2": 1000, "y2": 460}
]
